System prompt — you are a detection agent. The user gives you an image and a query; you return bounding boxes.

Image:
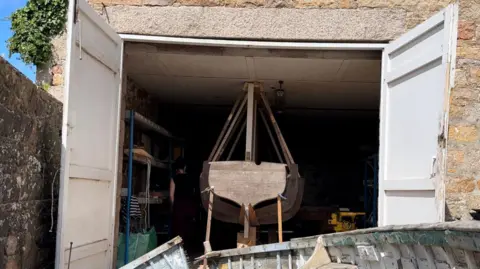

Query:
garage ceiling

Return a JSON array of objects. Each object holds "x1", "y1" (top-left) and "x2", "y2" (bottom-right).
[{"x1": 125, "y1": 43, "x2": 381, "y2": 110}]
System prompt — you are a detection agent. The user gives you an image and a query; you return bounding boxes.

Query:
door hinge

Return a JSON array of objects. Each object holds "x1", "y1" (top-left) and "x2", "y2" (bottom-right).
[
  {"x1": 73, "y1": 0, "x2": 79, "y2": 23},
  {"x1": 67, "y1": 112, "x2": 76, "y2": 136},
  {"x1": 78, "y1": 19, "x2": 82, "y2": 60},
  {"x1": 66, "y1": 123, "x2": 74, "y2": 137},
  {"x1": 430, "y1": 156, "x2": 437, "y2": 178},
  {"x1": 437, "y1": 132, "x2": 446, "y2": 148}
]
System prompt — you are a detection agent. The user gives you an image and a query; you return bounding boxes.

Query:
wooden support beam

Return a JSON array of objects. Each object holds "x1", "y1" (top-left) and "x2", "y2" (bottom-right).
[
  {"x1": 259, "y1": 90, "x2": 294, "y2": 165},
  {"x1": 208, "y1": 90, "x2": 246, "y2": 161},
  {"x1": 212, "y1": 96, "x2": 247, "y2": 161},
  {"x1": 238, "y1": 204, "x2": 257, "y2": 249},
  {"x1": 205, "y1": 190, "x2": 214, "y2": 242},
  {"x1": 277, "y1": 195, "x2": 283, "y2": 243},
  {"x1": 248, "y1": 204, "x2": 259, "y2": 226},
  {"x1": 237, "y1": 227, "x2": 256, "y2": 248},
  {"x1": 238, "y1": 204, "x2": 259, "y2": 227},
  {"x1": 259, "y1": 109, "x2": 284, "y2": 163},
  {"x1": 203, "y1": 189, "x2": 214, "y2": 267},
  {"x1": 244, "y1": 206, "x2": 250, "y2": 238},
  {"x1": 245, "y1": 83, "x2": 255, "y2": 161},
  {"x1": 252, "y1": 90, "x2": 258, "y2": 162},
  {"x1": 216, "y1": 109, "x2": 246, "y2": 160},
  {"x1": 226, "y1": 121, "x2": 246, "y2": 161}
]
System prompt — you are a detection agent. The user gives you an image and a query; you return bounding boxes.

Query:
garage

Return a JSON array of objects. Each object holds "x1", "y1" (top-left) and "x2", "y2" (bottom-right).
[
  {"x1": 55, "y1": 1, "x2": 458, "y2": 268},
  {"x1": 122, "y1": 43, "x2": 382, "y2": 250}
]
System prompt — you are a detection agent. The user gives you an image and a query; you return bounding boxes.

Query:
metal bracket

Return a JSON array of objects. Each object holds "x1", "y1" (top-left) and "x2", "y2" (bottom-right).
[
  {"x1": 201, "y1": 186, "x2": 214, "y2": 194},
  {"x1": 73, "y1": 0, "x2": 79, "y2": 23},
  {"x1": 78, "y1": 19, "x2": 82, "y2": 60},
  {"x1": 430, "y1": 156, "x2": 437, "y2": 178}
]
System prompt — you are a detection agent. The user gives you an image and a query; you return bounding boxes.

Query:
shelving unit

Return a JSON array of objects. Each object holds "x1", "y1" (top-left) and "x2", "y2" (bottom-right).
[
  {"x1": 137, "y1": 197, "x2": 164, "y2": 204},
  {"x1": 125, "y1": 111, "x2": 174, "y2": 138},
  {"x1": 123, "y1": 110, "x2": 184, "y2": 265},
  {"x1": 130, "y1": 154, "x2": 169, "y2": 169}
]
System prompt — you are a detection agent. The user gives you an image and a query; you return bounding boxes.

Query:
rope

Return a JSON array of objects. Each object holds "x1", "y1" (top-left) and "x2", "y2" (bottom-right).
[{"x1": 50, "y1": 169, "x2": 60, "y2": 233}]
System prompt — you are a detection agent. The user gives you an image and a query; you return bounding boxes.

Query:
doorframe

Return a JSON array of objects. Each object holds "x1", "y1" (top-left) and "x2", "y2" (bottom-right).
[
  {"x1": 120, "y1": 34, "x2": 388, "y2": 51},
  {"x1": 117, "y1": 34, "x2": 388, "y2": 232}
]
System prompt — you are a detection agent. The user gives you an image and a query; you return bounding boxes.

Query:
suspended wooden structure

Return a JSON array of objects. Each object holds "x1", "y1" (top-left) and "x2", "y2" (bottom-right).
[{"x1": 200, "y1": 82, "x2": 304, "y2": 229}]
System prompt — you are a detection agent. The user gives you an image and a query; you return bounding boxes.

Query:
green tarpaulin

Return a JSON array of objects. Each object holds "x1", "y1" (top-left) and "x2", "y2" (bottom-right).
[{"x1": 116, "y1": 228, "x2": 157, "y2": 268}]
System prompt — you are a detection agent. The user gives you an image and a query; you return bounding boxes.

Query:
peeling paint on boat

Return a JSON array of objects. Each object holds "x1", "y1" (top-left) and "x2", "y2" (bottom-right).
[{"x1": 200, "y1": 221, "x2": 480, "y2": 269}]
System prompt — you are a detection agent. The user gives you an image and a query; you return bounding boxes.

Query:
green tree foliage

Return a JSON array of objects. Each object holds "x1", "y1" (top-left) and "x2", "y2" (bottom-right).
[{"x1": 7, "y1": 0, "x2": 68, "y2": 66}]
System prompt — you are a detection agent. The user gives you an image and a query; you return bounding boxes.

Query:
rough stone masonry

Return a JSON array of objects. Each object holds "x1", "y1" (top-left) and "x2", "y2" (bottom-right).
[
  {"x1": 42, "y1": 0, "x2": 480, "y2": 220},
  {"x1": 0, "y1": 57, "x2": 62, "y2": 269}
]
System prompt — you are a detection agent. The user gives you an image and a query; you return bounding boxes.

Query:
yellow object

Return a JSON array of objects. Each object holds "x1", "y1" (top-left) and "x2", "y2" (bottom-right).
[
  {"x1": 328, "y1": 211, "x2": 365, "y2": 233},
  {"x1": 124, "y1": 147, "x2": 153, "y2": 159},
  {"x1": 173, "y1": 147, "x2": 182, "y2": 159}
]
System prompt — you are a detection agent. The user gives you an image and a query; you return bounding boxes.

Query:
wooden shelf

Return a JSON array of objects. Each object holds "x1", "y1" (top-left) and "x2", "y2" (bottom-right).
[
  {"x1": 124, "y1": 154, "x2": 169, "y2": 169},
  {"x1": 125, "y1": 111, "x2": 175, "y2": 138},
  {"x1": 137, "y1": 197, "x2": 166, "y2": 204}
]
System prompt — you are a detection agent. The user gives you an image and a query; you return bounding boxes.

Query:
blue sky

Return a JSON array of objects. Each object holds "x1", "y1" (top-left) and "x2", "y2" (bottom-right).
[{"x1": 0, "y1": 0, "x2": 36, "y2": 81}]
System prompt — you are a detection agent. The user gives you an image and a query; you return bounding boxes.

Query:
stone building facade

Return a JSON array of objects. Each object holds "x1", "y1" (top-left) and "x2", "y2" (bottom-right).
[
  {"x1": 42, "y1": 0, "x2": 480, "y2": 221},
  {"x1": 0, "y1": 57, "x2": 62, "y2": 269}
]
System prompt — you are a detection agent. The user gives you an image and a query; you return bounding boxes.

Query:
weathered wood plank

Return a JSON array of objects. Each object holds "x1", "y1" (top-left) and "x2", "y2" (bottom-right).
[
  {"x1": 245, "y1": 83, "x2": 255, "y2": 161},
  {"x1": 208, "y1": 161, "x2": 287, "y2": 207}
]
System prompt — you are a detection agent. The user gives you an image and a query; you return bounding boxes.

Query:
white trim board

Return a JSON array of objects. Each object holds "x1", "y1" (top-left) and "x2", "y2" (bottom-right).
[{"x1": 120, "y1": 34, "x2": 387, "y2": 51}]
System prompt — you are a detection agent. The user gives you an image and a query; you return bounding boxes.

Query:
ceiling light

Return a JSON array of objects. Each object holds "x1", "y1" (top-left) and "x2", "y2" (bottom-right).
[{"x1": 273, "y1": 80, "x2": 286, "y2": 114}]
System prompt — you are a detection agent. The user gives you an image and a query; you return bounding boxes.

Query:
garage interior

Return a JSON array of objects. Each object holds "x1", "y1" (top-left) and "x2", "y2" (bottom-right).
[{"x1": 120, "y1": 42, "x2": 382, "y2": 257}]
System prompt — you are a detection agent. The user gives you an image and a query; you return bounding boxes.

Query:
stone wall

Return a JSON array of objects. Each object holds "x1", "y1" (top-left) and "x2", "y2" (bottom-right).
[
  {"x1": 0, "y1": 57, "x2": 62, "y2": 269},
  {"x1": 125, "y1": 78, "x2": 159, "y2": 118},
  {"x1": 446, "y1": 7, "x2": 480, "y2": 220},
  {"x1": 43, "y1": 0, "x2": 480, "y2": 220},
  {"x1": 36, "y1": 33, "x2": 67, "y2": 102}
]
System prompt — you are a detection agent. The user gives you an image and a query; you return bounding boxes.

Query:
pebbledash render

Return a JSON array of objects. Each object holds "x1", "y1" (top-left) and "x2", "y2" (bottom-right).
[{"x1": 42, "y1": 0, "x2": 480, "y2": 221}]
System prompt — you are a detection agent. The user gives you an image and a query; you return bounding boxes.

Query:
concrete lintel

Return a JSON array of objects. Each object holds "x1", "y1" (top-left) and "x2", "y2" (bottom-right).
[{"x1": 103, "y1": 6, "x2": 407, "y2": 41}]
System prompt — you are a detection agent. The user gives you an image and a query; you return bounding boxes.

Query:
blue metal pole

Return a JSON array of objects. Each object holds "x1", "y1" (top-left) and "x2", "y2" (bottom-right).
[
  {"x1": 125, "y1": 110, "x2": 135, "y2": 265},
  {"x1": 373, "y1": 155, "x2": 378, "y2": 227}
]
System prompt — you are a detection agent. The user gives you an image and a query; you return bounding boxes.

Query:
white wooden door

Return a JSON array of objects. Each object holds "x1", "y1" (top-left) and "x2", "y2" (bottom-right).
[
  {"x1": 55, "y1": 0, "x2": 123, "y2": 268},
  {"x1": 379, "y1": 4, "x2": 457, "y2": 226}
]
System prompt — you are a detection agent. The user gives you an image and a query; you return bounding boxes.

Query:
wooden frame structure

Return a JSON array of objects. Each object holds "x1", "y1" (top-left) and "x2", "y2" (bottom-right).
[{"x1": 200, "y1": 82, "x2": 304, "y2": 231}]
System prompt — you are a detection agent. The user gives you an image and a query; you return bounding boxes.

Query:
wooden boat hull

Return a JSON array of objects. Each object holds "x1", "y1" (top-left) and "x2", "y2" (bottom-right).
[{"x1": 200, "y1": 161, "x2": 304, "y2": 225}]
